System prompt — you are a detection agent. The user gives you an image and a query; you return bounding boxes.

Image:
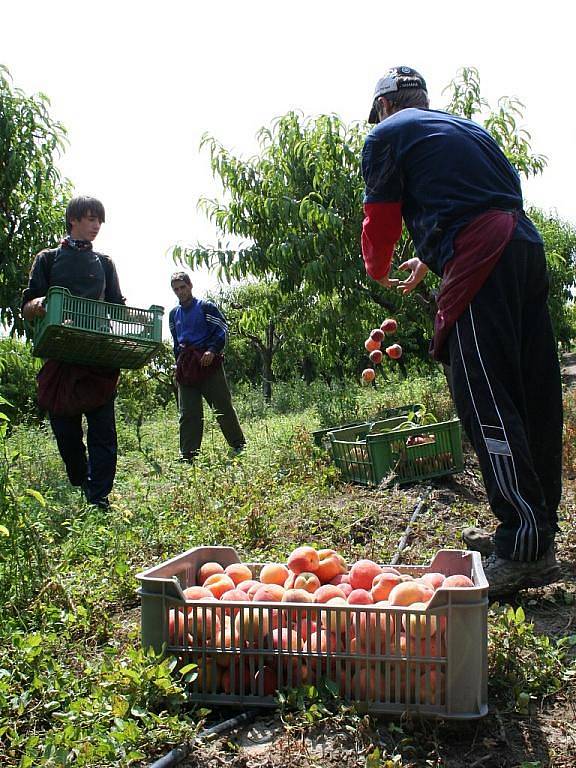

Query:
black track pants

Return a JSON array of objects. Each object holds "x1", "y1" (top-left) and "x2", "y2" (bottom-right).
[{"x1": 446, "y1": 240, "x2": 563, "y2": 561}]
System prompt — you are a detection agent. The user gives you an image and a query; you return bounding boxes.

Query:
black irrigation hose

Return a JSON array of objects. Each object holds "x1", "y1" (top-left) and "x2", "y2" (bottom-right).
[
  {"x1": 390, "y1": 485, "x2": 433, "y2": 566},
  {"x1": 146, "y1": 709, "x2": 260, "y2": 768}
]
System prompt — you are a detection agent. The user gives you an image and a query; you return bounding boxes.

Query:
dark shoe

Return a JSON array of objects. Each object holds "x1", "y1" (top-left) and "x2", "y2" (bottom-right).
[
  {"x1": 230, "y1": 444, "x2": 246, "y2": 457},
  {"x1": 482, "y1": 545, "x2": 561, "y2": 598},
  {"x1": 178, "y1": 455, "x2": 195, "y2": 464},
  {"x1": 462, "y1": 526, "x2": 495, "y2": 557}
]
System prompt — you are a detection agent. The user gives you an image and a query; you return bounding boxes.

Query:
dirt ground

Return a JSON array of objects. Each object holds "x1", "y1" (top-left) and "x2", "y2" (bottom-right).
[{"x1": 156, "y1": 359, "x2": 576, "y2": 768}]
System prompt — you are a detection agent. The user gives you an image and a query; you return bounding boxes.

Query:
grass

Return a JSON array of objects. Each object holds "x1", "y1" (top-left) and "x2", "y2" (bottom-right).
[{"x1": 0, "y1": 374, "x2": 574, "y2": 766}]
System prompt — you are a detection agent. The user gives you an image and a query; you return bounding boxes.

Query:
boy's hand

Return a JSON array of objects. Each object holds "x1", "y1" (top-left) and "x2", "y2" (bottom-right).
[{"x1": 23, "y1": 297, "x2": 47, "y2": 321}]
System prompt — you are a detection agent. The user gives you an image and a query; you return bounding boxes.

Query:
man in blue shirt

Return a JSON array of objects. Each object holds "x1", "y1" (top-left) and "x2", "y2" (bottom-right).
[
  {"x1": 169, "y1": 271, "x2": 245, "y2": 461},
  {"x1": 361, "y1": 67, "x2": 563, "y2": 598}
]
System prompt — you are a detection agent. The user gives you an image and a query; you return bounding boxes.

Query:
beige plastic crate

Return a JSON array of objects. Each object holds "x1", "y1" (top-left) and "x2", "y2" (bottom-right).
[{"x1": 136, "y1": 547, "x2": 488, "y2": 719}]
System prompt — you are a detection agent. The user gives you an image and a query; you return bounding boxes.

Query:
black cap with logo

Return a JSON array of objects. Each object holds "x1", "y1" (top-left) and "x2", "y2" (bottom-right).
[{"x1": 368, "y1": 66, "x2": 427, "y2": 123}]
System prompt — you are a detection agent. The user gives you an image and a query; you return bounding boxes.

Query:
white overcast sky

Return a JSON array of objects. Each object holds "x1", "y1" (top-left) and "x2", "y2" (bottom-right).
[{"x1": 2, "y1": 0, "x2": 574, "y2": 337}]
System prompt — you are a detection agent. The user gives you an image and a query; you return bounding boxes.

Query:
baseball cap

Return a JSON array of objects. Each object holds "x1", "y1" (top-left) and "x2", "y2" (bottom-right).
[{"x1": 368, "y1": 66, "x2": 427, "y2": 123}]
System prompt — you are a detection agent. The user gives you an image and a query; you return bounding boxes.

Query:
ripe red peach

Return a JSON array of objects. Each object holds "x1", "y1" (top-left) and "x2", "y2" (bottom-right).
[
  {"x1": 361, "y1": 368, "x2": 376, "y2": 383},
  {"x1": 203, "y1": 573, "x2": 236, "y2": 599},
  {"x1": 252, "y1": 583, "x2": 285, "y2": 602},
  {"x1": 237, "y1": 579, "x2": 259, "y2": 595},
  {"x1": 380, "y1": 318, "x2": 398, "y2": 334},
  {"x1": 260, "y1": 563, "x2": 290, "y2": 586},
  {"x1": 371, "y1": 571, "x2": 402, "y2": 602},
  {"x1": 197, "y1": 561, "x2": 224, "y2": 584},
  {"x1": 370, "y1": 328, "x2": 385, "y2": 343},
  {"x1": 442, "y1": 574, "x2": 475, "y2": 588},
  {"x1": 364, "y1": 337, "x2": 381, "y2": 353},
  {"x1": 287, "y1": 546, "x2": 320, "y2": 574},
  {"x1": 419, "y1": 572, "x2": 446, "y2": 590},
  {"x1": 388, "y1": 581, "x2": 434, "y2": 607},
  {"x1": 316, "y1": 549, "x2": 347, "y2": 583},
  {"x1": 293, "y1": 572, "x2": 321, "y2": 593},
  {"x1": 347, "y1": 589, "x2": 374, "y2": 605},
  {"x1": 224, "y1": 563, "x2": 253, "y2": 586},
  {"x1": 349, "y1": 559, "x2": 382, "y2": 591},
  {"x1": 314, "y1": 584, "x2": 347, "y2": 604},
  {"x1": 183, "y1": 585, "x2": 213, "y2": 600}
]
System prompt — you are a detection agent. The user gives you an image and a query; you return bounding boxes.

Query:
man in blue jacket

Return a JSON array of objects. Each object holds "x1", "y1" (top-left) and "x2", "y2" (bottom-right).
[
  {"x1": 361, "y1": 67, "x2": 563, "y2": 598},
  {"x1": 169, "y1": 271, "x2": 245, "y2": 461}
]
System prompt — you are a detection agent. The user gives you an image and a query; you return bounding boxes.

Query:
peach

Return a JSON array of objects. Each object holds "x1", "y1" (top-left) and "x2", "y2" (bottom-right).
[
  {"x1": 316, "y1": 549, "x2": 347, "y2": 583},
  {"x1": 237, "y1": 579, "x2": 259, "y2": 594},
  {"x1": 260, "y1": 563, "x2": 290, "y2": 586},
  {"x1": 247, "y1": 581, "x2": 263, "y2": 600},
  {"x1": 293, "y1": 572, "x2": 321, "y2": 593},
  {"x1": 304, "y1": 629, "x2": 338, "y2": 654},
  {"x1": 320, "y1": 597, "x2": 350, "y2": 634},
  {"x1": 314, "y1": 584, "x2": 347, "y2": 603},
  {"x1": 371, "y1": 572, "x2": 402, "y2": 602},
  {"x1": 354, "y1": 609, "x2": 394, "y2": 651},
  {"x1": 287, "y1": 546, "x2": 320, "y2": 574},
  {"x1": 329, "y1": 573, "x2": 350, "y2": 586},
  {"x1": 220, "y1": 589, "x2": 250, "y2": 618},
  {"x1": 380, "y1": 318, "x2": 397, "y2": 334},
  {"x1": 347, "y1": 589, "x2": 374, "y2": 605},
  {"x1": 170, "y1": 606, "x2": 220, "y2": 644},
  {"x1": 419, "y1": 572, "x2": 446, "y2": 590},
  {"x1": 193, "y1": 657, "x2": 221, "y2": 692},
  {"x1": 370, "y1": 328, "x2": 385, "y2": 343},
  {"x1": 282, "y1": 587, "x2": 316, "y2": 604},
  {"x1": 254, "y1": 665, "x2": 278, "y2": 696},
  {"x1": 349, "y1": 559, "x2": 382, "y2": 591},
  {"x1": 221, "y1": 662, "x2": 252, "y2": 694},
  {"x1": 283, "y1": 571, "x2": 296, "y2": 590},
  {"x1": 361, "y1": 368, "x2": 376, "y2": 383},
  {"x1": 388, "y1": 581, "x2": 434, "y2": 607},
  {"x1": 364, "y1": 337, "x2": 380, "y2": 352},
  {"x1": 197, "y1": 561, "x2": 224, "y2": 584},
  {"x1": 401, "y1": 602, "x2": 438, "y2": 638},
  {"x1": 351, "y1": 667, "x2": 387, "y2": 701},
  {"x1": 252, "y1": 583, "x2": 285, "y2": 602},
  {"x1": 234, "y1": 606, "x2": 271, "y2": 644},
  {"x1": 337, "y1": 582, "x2": 354, "y2": 598},
  {"x1": 416, "y1": 668, "x2": 445, "y2": 704},
  {"x1": 369, "y1": 349, "x2": 383, "y2": 365},
  {"x1": 272, "y1": 627, "x2": 300, "y2": 652},
  {"x1": 203, "y1": 573, "x2": 236, "y2": 599},
  {"x1": 224, "y1": 563, "x2": 253, "y2": 586},
  {"x1": 442, "y1": 574, "x2": 475, "y2": 588},
  {"x1": 295, "y1": 618, "x2": 317, "y2": 643},
  {"x1": 183, "y1": 585, "x2": 213, "y2": 600},
  {"x1": 386, "y1": 344, "x2": 402, "y2": 360}
]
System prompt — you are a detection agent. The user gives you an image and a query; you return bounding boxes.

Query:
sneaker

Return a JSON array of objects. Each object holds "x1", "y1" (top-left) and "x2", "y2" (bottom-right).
[
  {"x1": 482, "y1": 545, "x2": 561, "y2": 598},
  {"x1": 230, "y1": 444, "x2": 246, "y2": 456},
  {"x1": 462, "y1": 526, "x2": 495, "y2": 557}
]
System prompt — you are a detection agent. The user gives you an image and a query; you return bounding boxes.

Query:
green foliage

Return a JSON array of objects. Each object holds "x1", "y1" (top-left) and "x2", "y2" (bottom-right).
[
  {"x1": 488, "y1": 604, "x2": 576, "y2": 712},
  {"x1": 443, "y1": 67, "x2": 547, "y2": 177},
  {"x1": 528, "y1": 208, "x2": 576, "y2": 347},
  {"x1": 176, "y1": 67, "x2": 576, "y2": 375},
  {"x1": 0, "y1": 65, "x2": 72, "y2": 332},
  {"x1": 0, "y1": 397, "x2": 51, "y2": 606},
  {"x1": 0, "y1": 337, "x2": 41, "y2": 422},
  {"x1": 0, "y1": 633, "x2": 196, "y2": 766}
]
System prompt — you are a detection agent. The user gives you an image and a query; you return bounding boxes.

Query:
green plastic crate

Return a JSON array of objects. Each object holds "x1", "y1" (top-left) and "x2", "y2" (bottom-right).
[
  {"x1": 136, "y1": 545, "x2": 489, "y2": 719},
  {"x1": 29, "y1": 287, "x2": 164, "y2": 369},
  {"x1": 329, "y1": 418, "x2": 463, "y2": 486},
  {"x1": 311, "y1": 403, "x2": 424, "y2": 450}
]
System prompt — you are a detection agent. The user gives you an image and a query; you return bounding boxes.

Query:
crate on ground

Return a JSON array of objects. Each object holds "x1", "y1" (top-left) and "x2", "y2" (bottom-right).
[
  {"x1": 136, "y1": 546, "x2": 488, "y2": 719},
  {"x1": 311, "y1": 403, "x2": 424, "y2": 450},
  {"x1": 29, "y1": 286, "x2": 164, "y2": 369},
  {"x1": 328, "y1": 416, "x2": 463, "y2": 486}
]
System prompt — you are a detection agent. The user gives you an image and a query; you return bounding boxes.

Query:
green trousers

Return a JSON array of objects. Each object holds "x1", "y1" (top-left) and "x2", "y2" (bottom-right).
[{"x1": 178, "y1": 366, "x2": 245, "y2": 458}]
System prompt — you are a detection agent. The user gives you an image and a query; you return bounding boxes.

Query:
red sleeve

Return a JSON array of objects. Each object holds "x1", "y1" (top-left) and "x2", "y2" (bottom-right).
[{"x1": 361, "y1": 202, "x2": 403, "y2": 280}]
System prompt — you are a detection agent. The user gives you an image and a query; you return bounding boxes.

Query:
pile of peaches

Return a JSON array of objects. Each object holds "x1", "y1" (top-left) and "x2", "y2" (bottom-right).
[
  {"x1": 169, "y1": 546, "x2": 475, "y2": 702},
  {"x1": 362, "y1": 318, "x2": 402, "y2": 384}
]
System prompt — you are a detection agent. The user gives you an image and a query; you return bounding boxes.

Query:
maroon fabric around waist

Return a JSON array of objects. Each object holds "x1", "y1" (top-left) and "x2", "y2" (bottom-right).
[
  {"x1": 37, "y1": 361, "x2": 119, "y2": 417},
  {"x1": 176, "y1": 346, "x2": 223, "y2": 386},
  {"x1": 430, "y1": 210, "x2": 518, "y2": 363}
]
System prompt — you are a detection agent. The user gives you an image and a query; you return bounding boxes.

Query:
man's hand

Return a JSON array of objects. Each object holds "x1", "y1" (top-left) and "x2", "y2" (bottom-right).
[
  {"x1": 200, "y1": 351, "x2": 215, "y2": 367},
  {"x1": 397, "y1": 258, "x2": 429, "y2": 294},
  {"x1": 22, "y1": 297, "x2": 47, "y2": 321},
  {"x1": 374, "y1": 274, "x2": 400, "y2": 289}
]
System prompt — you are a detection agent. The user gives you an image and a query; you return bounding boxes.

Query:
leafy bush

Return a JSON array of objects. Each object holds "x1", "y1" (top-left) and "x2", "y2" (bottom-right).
[{"x1": 0, "y1": 338, "x2": 41, "y2": 423}]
